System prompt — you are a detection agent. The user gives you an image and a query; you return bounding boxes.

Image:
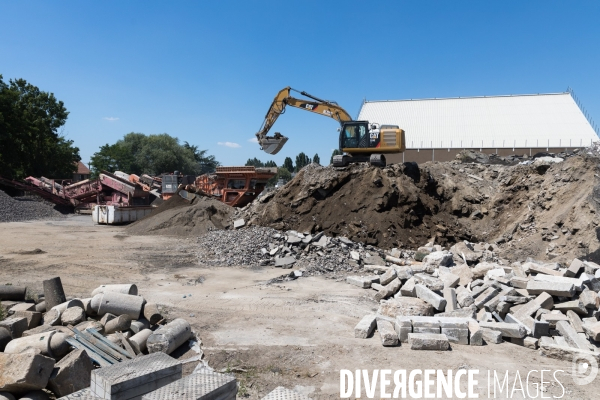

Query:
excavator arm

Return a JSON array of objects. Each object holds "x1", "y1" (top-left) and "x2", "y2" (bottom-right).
[{"x1": 255, "y1": 87, "x2": 354, "y2": 155}]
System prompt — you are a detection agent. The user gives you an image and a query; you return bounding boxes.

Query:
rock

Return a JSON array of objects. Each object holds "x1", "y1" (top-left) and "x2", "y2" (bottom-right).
[
  {"x1": 472, "y1": 262, "x2": 501, "y2": 279},
  {"x1": 350, "y1": 251, "x2": 360, "y2": 261},
  {"x1": 274, "y1": 256, "x2": 296, "y2": 268},
  {"x1": 0, "y1": 352, "x2": 55, "y2": 393},
  {"x1": 377, "y1": 297, "x2": 434, "y2": 319},
  {"x1": 47, "y1": 349, "x2": 93, "y2": 397},
  {"x1": 413, "y1": 273, "x2": 444, "y2": 291},
  {"x1": 233, "y1": 219, "x2": 245, "y2": 229},
  {"x1": 422, "y1": 251, "x2": 453, "y2": 267},
  {"x1": 451, "y1": 264, "x2": 474, "y2": 286}
]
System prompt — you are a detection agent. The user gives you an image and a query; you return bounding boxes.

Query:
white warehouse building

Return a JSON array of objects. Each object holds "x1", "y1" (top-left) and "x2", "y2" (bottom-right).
[{"x1": 357, "y1": 90, "x2": 599, "y2": 163}]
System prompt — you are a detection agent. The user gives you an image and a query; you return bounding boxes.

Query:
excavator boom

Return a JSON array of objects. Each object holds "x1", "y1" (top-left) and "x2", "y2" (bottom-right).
[{"x1": 255, "y1": 87, "x2": 353, "y2": 155}]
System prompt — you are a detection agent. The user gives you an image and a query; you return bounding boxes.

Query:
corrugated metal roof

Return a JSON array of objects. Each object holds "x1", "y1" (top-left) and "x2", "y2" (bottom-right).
[{"x1": 357, "y1": 92, "x2": 599, "y2": 149}]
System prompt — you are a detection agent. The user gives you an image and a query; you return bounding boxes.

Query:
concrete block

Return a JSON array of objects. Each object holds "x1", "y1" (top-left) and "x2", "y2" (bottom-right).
[
  {"x1": 468, "y1": 320, "x2": 483, "y2": 346},
  {"x1": 393, "y1": 266, "x2": 414, "y2": 281},
  {"x1": 451, "y1": 264, "x2": 473, "y2": 286},
  {"x1": 528, "y1": 264, "x2": 563, "y2": 276},
  {"x1": 455, "y1": 286, "x2": 474, "y2": 307},
  {"x1": 442, "y1": 327, "x2": 469, "y2": 345},
  {"x1": 42, "y1": 277, "x2": 67, "y2": 311},
  {"x1": 261, "y1": 387, "x2": 311, "y2": 400},
  {"x1": 0, "y1": 317, "x2": 28, "y2": 338},
  {"x1": 437, "y1": 307, "x2": 477, "y2": 319},
  {"x1": 496, "y1": 301, "x2": 511, "y2": 314},
  {"x1": 526, "y1": 281, "x2": 575, "y2": 297},
  {"x1": 534, "y1": 274, "x2": 585, "y2": 291},
  {"x1": 554, "y1": 300, "x2": 587, "y2": 316},
  {"x1": 377, "y1": 297, "x2": 434, "y2": 318},
  {"x1": 354, "y1": 314, "x2": 376, "y2": 339},
  {"x1": 346, "y1": 276, "x2": 371, "y2": 289},
  {"x1": 379, "y1": 268, "x2": 397, "y2": 286},
  {"x1": 377, "y1": 319, "x2": 398, "y2": 346},
  {"x1": 504, "y1": 313, "x2": 531, "y2": 336},
  {"x1": 400, "y1": 277, "x2": 416, "y2": 297},
  {"x1": 539, "y1": 343, "x2": 600, "y2": 363},
  {"x1": 233, "y1": 219, "x2": 245, "y2": 229},
  {"x1": 91, "y1": 292, "x2": 144, "y2": 320},
  {"x1": 556, "y1": 320, "x2": 590, "y2": 350},
  {"x1": 582, "y1": 321, "x2": 600, "y2": 341},
  {"x1": 524, "y1": 337, "x2": 538, "y2": 349},
  {"x1": 533, "y1": 292, "x2": 554, "y2": 310},
  {"x1": 374, "y1": 278, "x2": 402, "y2": 301},
  {"x1": 91, "y1": 285, "x2": 138, "y2": 297},
  {"x1": 439, "y1": 272, "x2": 460, "y2": 289},
  {"x1": 474, "y1": 287, "x2": 499, "y2": 309},
  {"x1": 9, "y1": 303, "x2": 35, "y2": 313},
  {"x1": 147, "y1": 318, "x2": 192, "y2": 355},
  {"x1": 413, "y1": 274, "x2": 444, "y2": 291},
  {"x1": 566, "y1": 310, "x2": 585, "y2": 333},
  {"x1": 415, "y1": 284, "x2": 446, "y2": 311},
  {"x1": 394, "y1": 317, "x2": 412, "y2": 343},
  {"x1": 408, "y1": 333, "x2": 450, "y2": 350},
  {"x1": 579, "y1": 289, "x2": 599, "y2": 309},
  {"x1": 90, "y1": 352, "x2": 182, "y2": 399},
  {"x1": 480, "y1": 328, "x2": 503, "y2": 344},
  {"x1": 513, "y1": 299, "x2": 541, "y2": 320},
  {"x1": 564, "y1": 258, "x2": 584, "y2": 278},
  {"x1": 142, "y1": 371, "x2": 237, "y2": 400},
  {"x1": 443, "y1": 288, "x2": 457, "y2": 312},
  {"x1": 478, "y1": 322, "x2": 526, "y2": 338},
  {"x1": 13, "y1": 311, "x2": 42, "y2": 330},
  {"x1": 412, "y1": 317, "x2": 440, "y2": 334},
  {"x1": 48, "y1": 349, "x2": 94, "y2": 397},
  {"x1": 0, "y1": 352, "x2": 55, "y2": 393},
  {"x1": 541, "y1": 313, "x2": 570, "y2": 328},
  {"x1": 521, "y1": 316, "x2": 550, "y2": 338},
  {"x1": 510, "y1": 277, "x2": 530, "y2": 289}
]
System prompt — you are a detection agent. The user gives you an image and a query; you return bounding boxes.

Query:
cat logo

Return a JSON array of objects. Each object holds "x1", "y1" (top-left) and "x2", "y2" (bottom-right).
[{"x1": 303, "y1": 103, "x2": 315, "y2": 110}]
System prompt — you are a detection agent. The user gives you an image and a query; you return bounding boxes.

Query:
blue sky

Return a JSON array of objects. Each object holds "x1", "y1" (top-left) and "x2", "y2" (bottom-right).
[{"x1": 1, "y1": 1, "x2": 599, "y2": 168}]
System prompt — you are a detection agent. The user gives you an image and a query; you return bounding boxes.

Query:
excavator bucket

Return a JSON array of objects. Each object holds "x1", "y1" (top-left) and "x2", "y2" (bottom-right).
[{"x1": 259, "y1": 134, "x2": 288, "y2": 155}]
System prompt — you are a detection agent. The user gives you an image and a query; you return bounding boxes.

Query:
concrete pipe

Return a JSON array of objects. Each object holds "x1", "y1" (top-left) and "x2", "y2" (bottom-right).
[
  {"x1": 142, "y1": 302, "x2": 163, "y2": 325},
  {"x1": 130, "y1": 328, "x2": 152, "y2": 354},
  {"x1": 129, "y1": 318, "x2": 150, "y2": 334},
  {"x1": 3, "y1": 331, "x2": 70, "y2": 359},
  {"x1": 41, "y1": 308, "x2": 61, "y2": 326},
  {"x1": 60, "y1": 306, "x2": 86, "y2": 326},
  {"x1": 104, "y1": 315, "x2": 132, "y2": 334},
  {"x1": 35, "y1": 301, "x2": 46, "y2": 313},
  {"x1": 91, "y1": 284, "x2": 138, "y2": 297},
  {"x1": 42, "y1": 277, "x2": 67, "y2": 310},
  {"x1": 92, "y1": 292, "x2": 144, "y2": 320},
  {"x1": 0, "y1": 285, "x2": 27, "y2": 301},
  {"x1": 51, "y1": 299, "x2": 84, "y2": 314},
  {"x1": 80, "y1": 297, "x2": 97, "y2": 317},
  {"x1": 0, "y1": 327, "x2": 11, "y2": 351},
  {"x1": 147, "y1": 318, "x2": 192, "y2": 355}
]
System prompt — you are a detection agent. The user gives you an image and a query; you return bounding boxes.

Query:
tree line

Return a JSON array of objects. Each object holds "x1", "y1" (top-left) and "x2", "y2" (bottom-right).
[{"x1": 245, "y1": 152, "x2": 320, "y2": 185}]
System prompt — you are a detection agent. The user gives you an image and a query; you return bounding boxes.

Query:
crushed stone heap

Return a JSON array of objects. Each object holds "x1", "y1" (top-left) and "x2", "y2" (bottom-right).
[{"x1": 0, "y1": 189, "x2": 68, "y2": 223}]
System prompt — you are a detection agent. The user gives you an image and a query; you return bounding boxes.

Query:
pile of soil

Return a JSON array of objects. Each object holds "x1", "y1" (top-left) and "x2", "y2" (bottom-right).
[
  {"x1": 0, "y1": 189, "x2": 69, "y2": 223},
  {"x1": 126, "y1": 195, "x2": 234, "y2": 236},
  {"x1": 242, "y1": 154, "x2": 600, "y2": 264}
]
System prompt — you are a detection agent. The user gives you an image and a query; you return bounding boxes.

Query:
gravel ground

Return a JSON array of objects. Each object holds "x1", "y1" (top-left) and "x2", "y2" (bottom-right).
[{"x1": 0, "y1": 189, "x2": 69, "y2": 223}]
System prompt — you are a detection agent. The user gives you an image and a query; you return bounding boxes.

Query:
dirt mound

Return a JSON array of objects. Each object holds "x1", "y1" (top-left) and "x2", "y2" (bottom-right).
[
  {"x1": 126, "y1": 195, "x2": 234, "y2": 236},
  {"x1": 0, "y1": 189, "x2": 69, "y2": 223},
  {"x1": 242, "y1": 155, "x2": 600, "y2": 264}
]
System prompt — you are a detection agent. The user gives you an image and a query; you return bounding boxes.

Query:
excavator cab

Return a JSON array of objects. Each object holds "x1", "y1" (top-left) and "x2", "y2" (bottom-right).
[{"x1": 340, "y1": 121, "x2": 371, "y2": 149}]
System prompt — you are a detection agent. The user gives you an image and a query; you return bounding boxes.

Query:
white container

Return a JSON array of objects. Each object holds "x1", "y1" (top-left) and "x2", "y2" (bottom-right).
[{"x1": 92, "y1": 205, "x2": 153, "y2": 225}]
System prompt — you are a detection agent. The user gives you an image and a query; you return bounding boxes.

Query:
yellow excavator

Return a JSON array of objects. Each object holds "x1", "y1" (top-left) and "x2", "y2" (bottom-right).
[{"x1": 255, "y1": 87, "x2": 405, "y2": 167}]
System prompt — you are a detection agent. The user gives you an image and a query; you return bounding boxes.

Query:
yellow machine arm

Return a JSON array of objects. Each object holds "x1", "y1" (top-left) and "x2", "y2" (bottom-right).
[{"x1": 255, "y1": 87, "x2": 354, "y2": 155}]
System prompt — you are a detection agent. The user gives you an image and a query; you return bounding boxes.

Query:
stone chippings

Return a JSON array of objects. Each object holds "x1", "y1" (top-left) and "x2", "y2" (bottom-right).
[
  {"x1": 0, "y1": 190, "x2": 68, "y2": 223},
  {"x1": 195, "y1": 225, "x2": 414, "y2": 278}
]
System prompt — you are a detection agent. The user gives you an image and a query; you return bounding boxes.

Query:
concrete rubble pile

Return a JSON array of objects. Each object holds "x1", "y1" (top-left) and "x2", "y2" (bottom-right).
[
  {"x1": 196, "y1": 224, "x2": 413, "y2": 279},
  {"x1": 0, "y1": 277, "x2": 237, "y2": 400},
  {"x1": 350, "y1": 240, "x2": 600, "y2": 362}
]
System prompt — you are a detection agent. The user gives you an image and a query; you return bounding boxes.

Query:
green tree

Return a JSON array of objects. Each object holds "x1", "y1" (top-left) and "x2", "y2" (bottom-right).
[
  {"x1": 295, "y1": 152, "x2": 311, "y2": 172},
  {"x1": 277, "y1": 167, "x2": 292, "y2": 183},
  {"x1": 265, "y1": 160, "x2": 277, "y2": 167},
  {"x1": 312, "y1": 153, "x2": 320, "y2": 165},
  {"x1": 245, "y1": 157, "x2": 265, "y2": 167},
  {"x1": 0, "y1": 75, "x2": 80, "y2": 179},
  {"x1": 90, "y1": 133, "x2": 218, "y2": 176},
  {"x1": 283, "y1": 157, "x2": 294, "y2": 173},
  {"x1": 330, "y1": 149, "x2": 342, "y2": 164}
]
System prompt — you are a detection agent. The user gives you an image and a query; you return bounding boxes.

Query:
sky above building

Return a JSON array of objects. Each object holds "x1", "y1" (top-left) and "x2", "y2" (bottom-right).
[{"x1": 1, "y1": 1, "x2": 599, "y2": 167}]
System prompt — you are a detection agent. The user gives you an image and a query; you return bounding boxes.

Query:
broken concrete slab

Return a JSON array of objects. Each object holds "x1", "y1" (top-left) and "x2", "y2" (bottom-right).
[
  {"x1": 0, "y1": 352, "x2": 55, "y2": 393},
  {"x1": 413, "y1": 274, "x2": 444, "y2": 291},
  {"x1": 48, "y1": 349, "x2": 94, "y2": 397},
  {"x1": 533, "y1": 274, "x2": 585, "y2": 291},
  {"x1": 142, "y1": 371, "x2": 237, "y2": 400},
  {"x1": 439, "y1": 272, "x2": 460, "y2": 289},
  {"x1": 408, "y1": 333, "x2": 450, "y2": 350},
  {"x1": 13, "y1": 311, "x2": 42, "y2": 330},
  {"x1": 468, "y1": 320, "x2": 483, "y2": 346},
  {"x1": 526, "y1": 281, "x2": 575, "y2": 297},
  {"x1": 90, "y1": 352, "x2": 182, "y2": 399},
  {"x1": 354, "y1": 315, "x2": 376, "y2": 339},
  {"x1": 0, "y1": 317, "x2": 28, "y2": 339},
  {"x1": 554, "y1": 300, "x2": 588, "y2": 316},
  {"x1": 274, "y1": 256, "x2": 296, "y2": 268},
  {"x1": 579, "y1": 289, "x2": 599, "y2": 309},
  {"x1": 480, "y1": 328, "x2": 502, "y2": 344},
  {"x1": 233, "y1": 219, "x2": 245, "y2": 229},
  {"x1": 539, "y1": 342, "x2": 600, "y2": 363},
  {"x1": 473, "y1": 287, "x2": 499, "y2": 309},
  {"x1": 377, "y1": 319, "x2": 398, "y2": 346},
  {"x1": 399, "y1": 277, "x2": 416, "y2": 297},
  {"x1": 374, "y1": 278, "x2": 402, "y2": 301},
  {"x1": 394, "y1": 317, "x2": 412, "y2": 343},
  {"x1": 556, "y1": 320, "x2": 590, "y2": 350},
  {"x1": 534, "y1": 292, "x2": 554, "y2": 310},
  {"x1": 377, "y1": 297, "x2": 434, "y2": 318},
  {"x1": 451, "y1": 264, "x2": 474, "y2": 286},
  {"x1": 346, "y1": 276, "x2": 371, "y2": 289},
  {"x1": 379, "y1": 268, "x2": 397, "y2": 286},
  {"x1": 582, "y1": 321, "x2": 600, "y2": 341},
  {"x1": 455, "y1": 286, "x2": 474, "y2": 308},
  {"x1": 443, "y1": 288, "x2": 457, "y2": 312},
  {"x1": 564, "y1": 258, "x2": 584, "y2": 278},
  {"x1": 415, "y1": 284, "x2": 446, "y2": 311}
]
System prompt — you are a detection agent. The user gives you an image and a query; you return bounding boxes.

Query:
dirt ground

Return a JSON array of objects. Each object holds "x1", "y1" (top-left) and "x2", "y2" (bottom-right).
[{"x1": 1, "y1": 216, "x2": 599, "y2": 399}]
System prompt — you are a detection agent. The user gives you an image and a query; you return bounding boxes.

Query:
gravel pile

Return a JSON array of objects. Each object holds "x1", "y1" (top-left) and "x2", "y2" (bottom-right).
[
  {"x1": 0, "y1": 189, "x2": 68, "y2": 223},
  {"x1": 195, "y1": 225, "x2": 415, "y2": 279}
]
